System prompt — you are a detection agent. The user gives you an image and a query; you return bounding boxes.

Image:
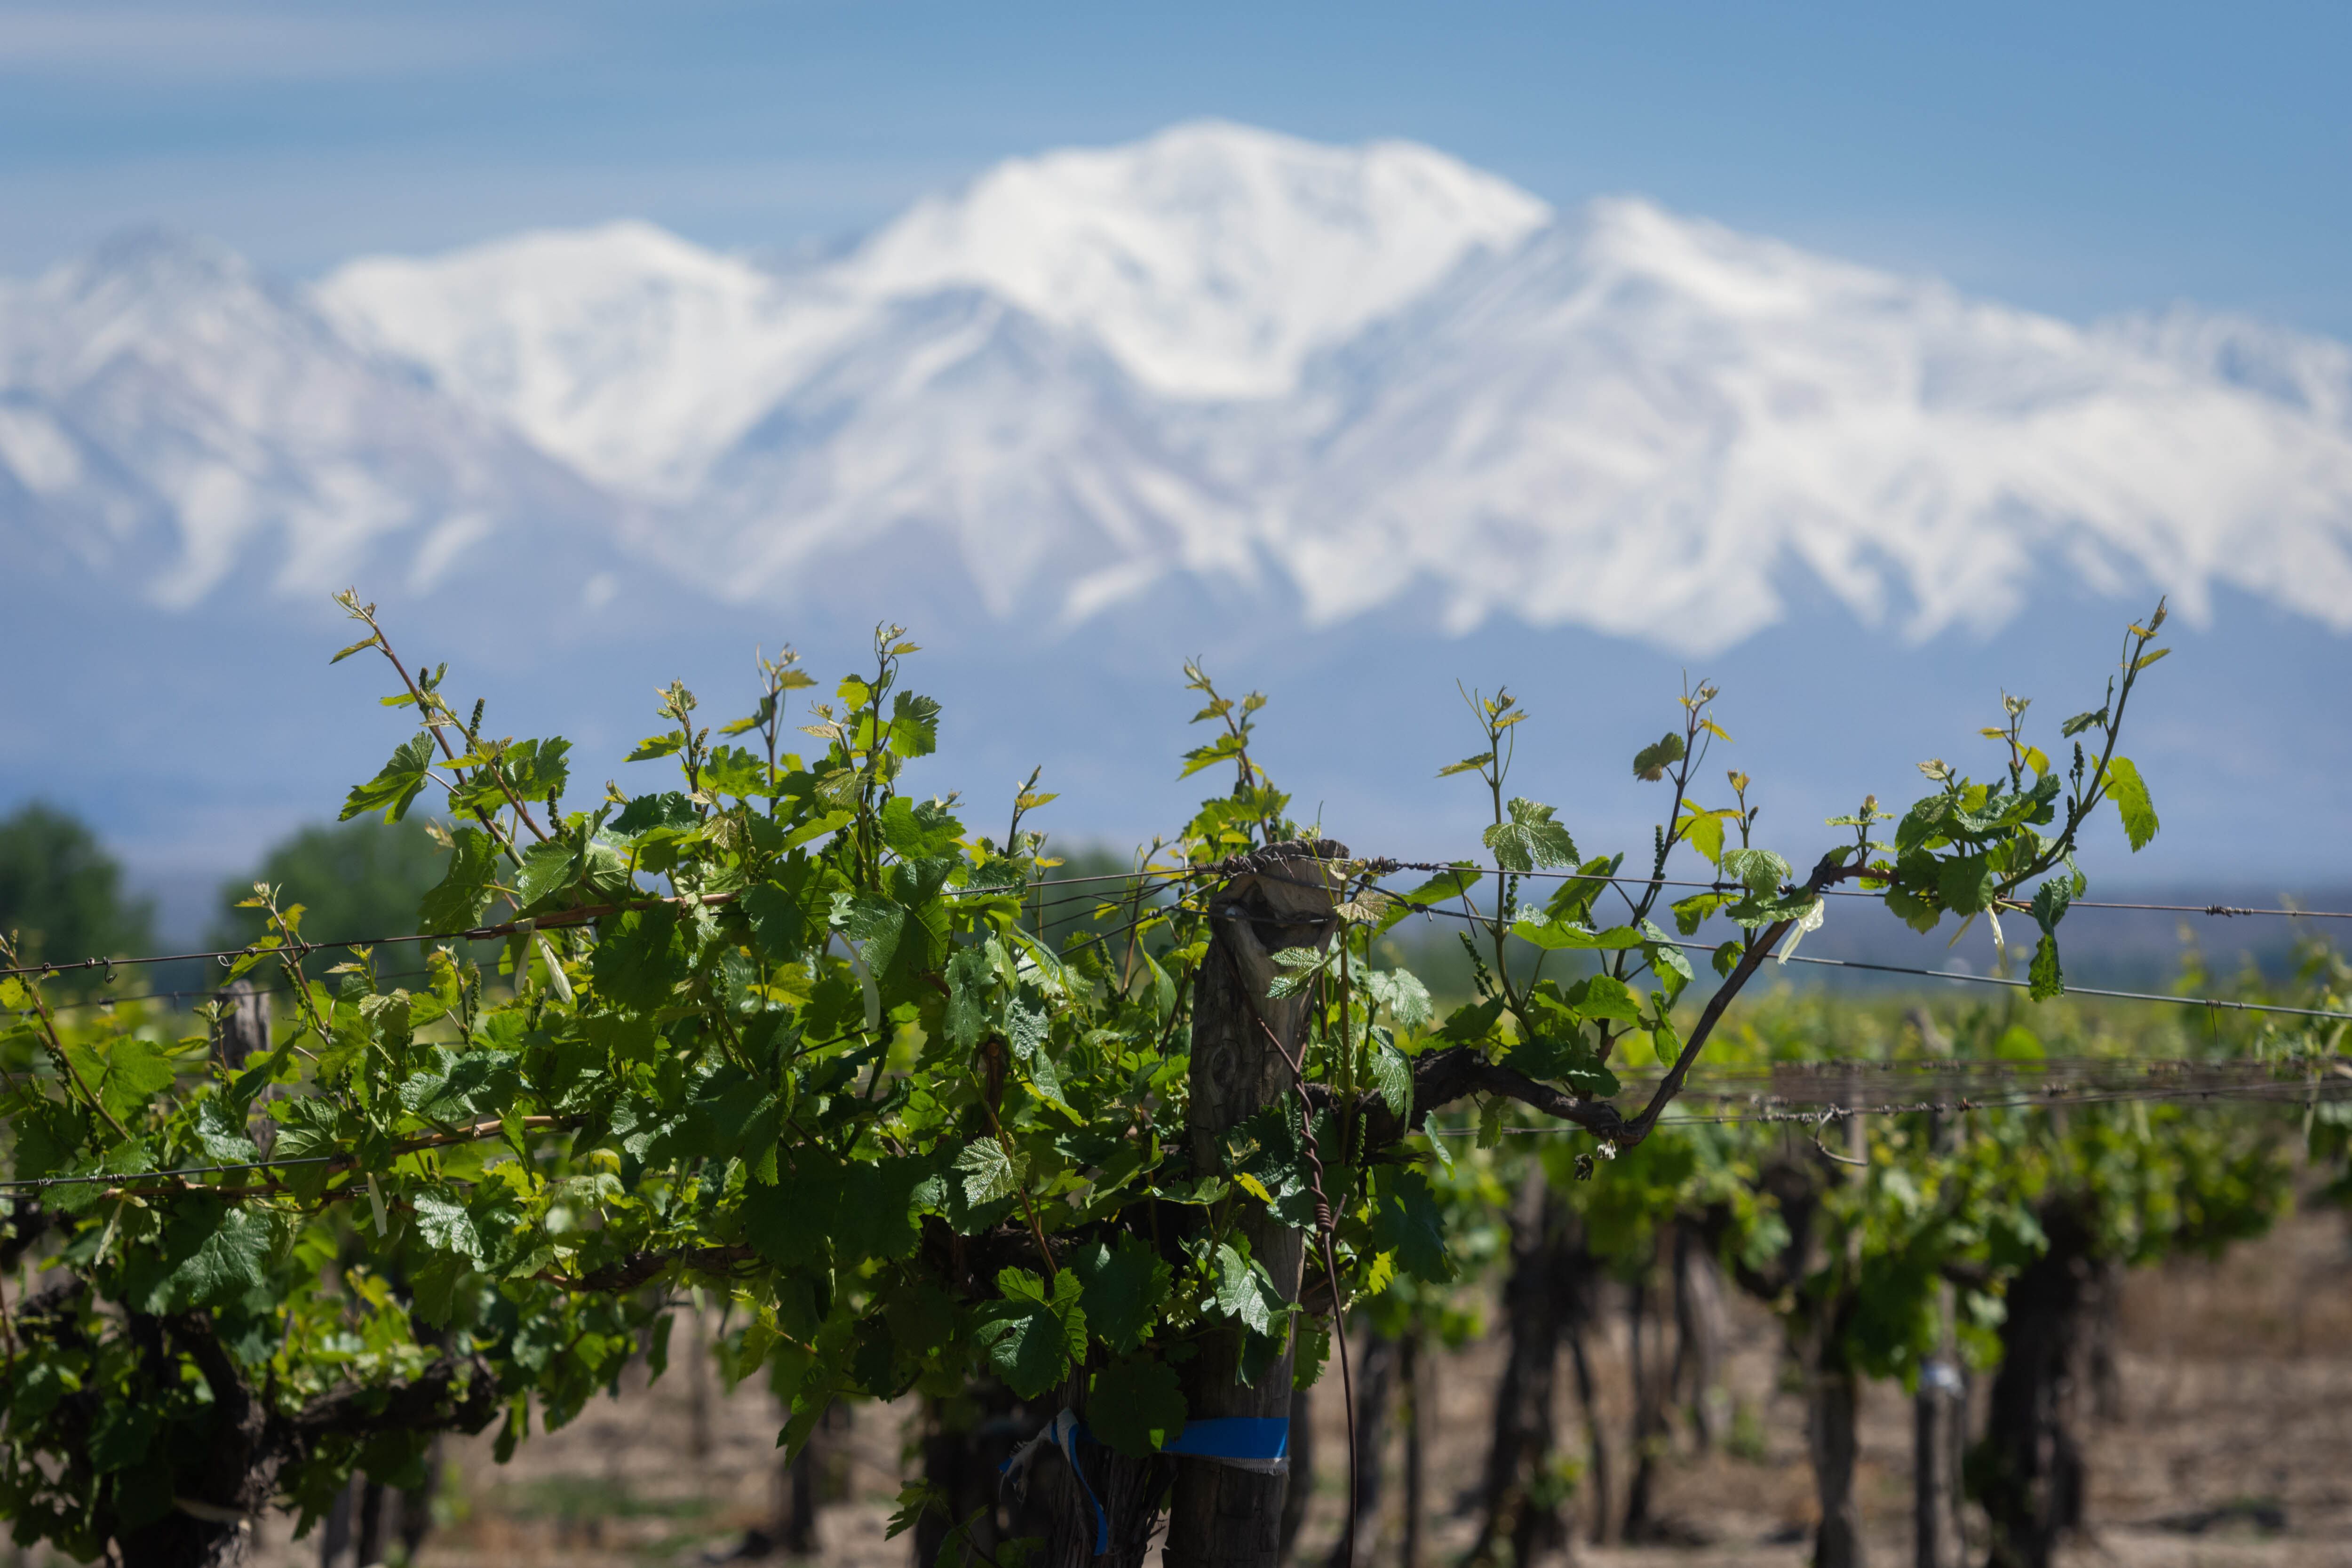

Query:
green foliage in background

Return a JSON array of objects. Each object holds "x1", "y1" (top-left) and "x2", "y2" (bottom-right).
[
  {"x1": 0, "y1": 802, "x2": 155, "y2": 985},
  {"x1": 207, "y1": 817, "x2": 450, "y2": 954}
]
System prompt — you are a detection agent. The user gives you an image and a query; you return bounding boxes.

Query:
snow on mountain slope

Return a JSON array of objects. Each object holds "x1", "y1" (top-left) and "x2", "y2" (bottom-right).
[
  {"x1": 0, "y1": 231, "x2": 598, "y2": 605},
  {"x1": 844, "y1": 119, "x2": 1551, "y2": 399},
  {"x1": 2101, "y1": 303, "x2": 2352, "y2": 434},
  {"x1": 318, "y1": 123, "x2": 1549, "y2": 495},
  {"x1": 677, "y1": 289, "x2": 1260, "y2": 619},
  {"x1": 16, "y1": 124, "x2": 2352, "y2": 661},
  {"x1": 1272, "y1": 198, "x2": 2352, "y2": 650},
  {"x1": 319, "y1": 222, "x2": 878, "y2": 499}
]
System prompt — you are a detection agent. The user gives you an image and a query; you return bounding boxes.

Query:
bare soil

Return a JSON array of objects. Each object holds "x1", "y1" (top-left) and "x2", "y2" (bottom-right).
[{"x1": 173, "y1": 1206, "x2": 2352, "y2": 1568}]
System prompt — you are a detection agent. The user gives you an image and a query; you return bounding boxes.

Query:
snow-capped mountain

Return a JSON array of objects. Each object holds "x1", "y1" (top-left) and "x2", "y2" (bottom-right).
[
  {"x1": 839, "y1": 124, "x2": 1552, "y2": 400},
  {"x1": 0, "y1": 229, "x2": 613, "y2": 606},
  {"x1": 12, "y1": 118, "x2": 2352, "y2": 898},
  {"x1": 7, "y1": 119, "x2": 2352, "y2": 657},
  {"x1": 1275, "y1": 199, "x2": 2352, "y2": 648}
]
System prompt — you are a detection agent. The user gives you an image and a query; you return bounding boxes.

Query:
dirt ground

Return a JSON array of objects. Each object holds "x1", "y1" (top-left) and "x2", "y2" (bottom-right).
[{"x1": 167, "y1": 1205, "x2": 2352, "y2": 1568}]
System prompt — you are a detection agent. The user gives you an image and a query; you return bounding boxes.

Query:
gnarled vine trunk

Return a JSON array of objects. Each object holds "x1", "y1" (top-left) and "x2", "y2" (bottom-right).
[
  {"x1": 1566, "y1": 1322, "x2": 1612, "y2": 1548},
  {"x1": 1806, "y1": 1354, "x2": 1866, "y2": 1568},
  {"x1": 1974, "y1": 1201, "x2": 2097, "y2": 1568},
  {"x1": 1621, "y1": 1234, "x2": 1671, "y2": 1542},
  {"x1": 1672, "y1": 1226, "x2": 1727, "y2": 1455},
  {"x1": 1468, "y1": 1169, "x2": 1571, "y2": 1567}
]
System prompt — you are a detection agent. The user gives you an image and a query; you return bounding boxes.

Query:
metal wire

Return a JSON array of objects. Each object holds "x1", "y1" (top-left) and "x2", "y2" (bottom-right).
[
  {"x1": 10, "y1": 1067, "x2": 2338, "y2": 1189},
  {"x1": 1353, "y1": 858, "x2": 2352, "y2": 920},
  {"x1": 6, "y1": 854, "x2": 2344, "y2": 1025},
  {"x1": 1652, "y1": 937, "x2": 2352, "y2": 1021},
  {"x1": 1453, "y1": 1075, "x2": 2351, "y2": 1134},
  {"x1": 1362, "y1": 890, "x2": 2352, "y2": 1023}
]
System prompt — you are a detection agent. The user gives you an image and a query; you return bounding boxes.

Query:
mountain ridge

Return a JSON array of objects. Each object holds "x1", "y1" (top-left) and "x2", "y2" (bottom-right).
[{"x1": 3, "y1": 121, "x2": 2350, "y2": 659}]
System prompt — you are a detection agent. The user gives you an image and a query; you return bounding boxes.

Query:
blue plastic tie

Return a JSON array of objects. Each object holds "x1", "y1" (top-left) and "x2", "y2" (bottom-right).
[{"x1": 999, "y1": 1412, "x2": 1289, "y2": 1555}]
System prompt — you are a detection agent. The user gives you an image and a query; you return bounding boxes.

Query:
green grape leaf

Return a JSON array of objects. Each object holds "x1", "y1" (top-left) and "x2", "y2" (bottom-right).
[
  {"x1": 955, "y1": 1139, "x2": 1025, "y2": 1207},
  {"x1": 612, "y1": 791, "x2": 697, "y2": 836},
  {"x1": 1641, "y1": 920, "x2": 1694, "y2": 983},
  {"x1": 1716, "y1": 848, "x2": 1789, "y2": 897},
  {"x1": 1568, "y1": 973, "x2": 1641, "y2": 1022},
  {"x1": 698, "y1": 745, "x2": 771, "y2": 799},
  {"x1": 1363, "y1": 968, "x2": 1432, "y2": 1027},
  {"x1": 624, "y1": 733, "x2": 685, "y2": 762},
  {"x1": 2029, "y1": 932, "x2": 2064, "y2": 1001},
  {"x1": 340, "y1": 735, "x2": 435, "y2": 823},
  {"x1": 975, "y1": 1268, "x2": 1086, "y2": 1399},
  {"x1": 739, "y1": 1165, "x2": 844, "y2": 1270},
  {"x1": 676, "y1": 1066, "x2": 781, "y2": 1165},
  {"x1": 143, "y1": 1198, "x2": 275, "y2": 1310},
  {"x1": 1631, "y1": 732, "x2": 1686, "y2": 782},
  {"x1": 1438, "y1": 996, "x2": 1506, "y2": 1044},
  {"x1": 1677, "y1": 809, "x2": 1726, "y2": 866},
  {"x1": 88, "y1": 1401, "x2": 159, "y2": 1474},
  {"x1": 495, "y1": 737, "x2": 570, "y2": 804},
  {"x1": 1670, "y1": 890, "x2": 1728, "y2": 936},
  {"x1": 877, "y1": 796, "x2": 964, "y2": 860},
  {"x1": 1368, "y1": 1169, "x2": 1454, "y2": 1283},
  {"x1": 1510, "y1": 916, "x2": 1644, "y2": 952},
  {"x1": 2102, "y1": 756, "x2": 2160, "y2": 851},
  {"x1": 94, "y1": 1035, "x2": 175, "y2": 1123},
  {"x1": 1368, "y1": 1042, "x2": 1413, "y2": 1119},
  {"x1": 1484, "y1": 798, "x2": 1578, "y2": 872},
  {"x1": 412, "y1": 1187, "x2": 486, "y2": 1265},
  {"x1": 417, "y1": 826, "x2": 501, "y2": 934},
  {"x1": 884, "y1": 1481, "x2": 949, "y2": 1542},
  {"x1": 514, "y1": 840, "x2": 579, "y2": 908},
  {"x1": 192, "y1": 1099, "x2": 261, "y2": 1165},
  {"x1": 398, "y1": 1049, "x2": 522, "y2": 1125},
  {"x1": 1212, "y1": 1244, "x2": 1284, "y2": 1336},
  {"x1": 831, "y1": 857, "x2": 956, "y2": 1007},
  {"x1": 888, "y1": 692, "x2": 943, "y2": 759},
  {"x1": 1503, "y1": 1034, "x2": 1621, "y2": 1098},
  {"x1": 1178, "y1": 732, "x2": 1247, "y2": 780},
  {"x1": 1089, "y1": 1358, "x2": 1188, "y2": 1458},
  {"x1": 1938, "y1": 854, "x2": 1994, "y2": 917},
  {"x1": 1069, "y1": 1234, "x2": 1173, "y2": 1354},
  {"x1": 943, "y1": 947, "x2": 996, "y2": 1050},
  {"x1": 588, "y1": 905, "x2": 694, "y2": 1015}
]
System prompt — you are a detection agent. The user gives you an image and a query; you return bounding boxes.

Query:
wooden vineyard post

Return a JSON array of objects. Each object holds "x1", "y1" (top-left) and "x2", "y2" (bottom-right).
[
  {"x1": 210, "y1": 977, "x2": 269, "y2": 1069},
  {"x1": 1164, "y1": 841, "x2": 1348, "y2": 1568},
  {"x1": 212, "y1": 977, "x2": 276, "y2": 1155}
]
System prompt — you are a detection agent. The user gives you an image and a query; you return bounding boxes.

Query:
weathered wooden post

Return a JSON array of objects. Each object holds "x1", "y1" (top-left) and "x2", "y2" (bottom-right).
[
  {"x1": 211, "y1": 977, "x2": 270, "y2": 1068},
  {"x1": 211, "y1": 978, "x2": 275, "y2": 1156},
  {"x1": 1165, "y1": 840, "x2": 1348, "y2": 1568}
]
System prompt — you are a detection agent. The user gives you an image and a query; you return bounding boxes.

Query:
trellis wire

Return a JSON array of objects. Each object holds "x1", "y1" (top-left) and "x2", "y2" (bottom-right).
[
  {"x1": 1357, "y1": 888, "x2": 2352, "y2": 1023},
  {"x1": 7, "y1": 852, "x2": 2345, "y2": 1035},
  {"x1": 6, "y1": 1067, "x2": 2339, "y2": 1191}
]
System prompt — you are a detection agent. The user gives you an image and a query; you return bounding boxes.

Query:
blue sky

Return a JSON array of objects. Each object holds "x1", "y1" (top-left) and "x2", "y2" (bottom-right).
[{"x1": 3, "y1": 0, "x2": 2349, "y2": 335}]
